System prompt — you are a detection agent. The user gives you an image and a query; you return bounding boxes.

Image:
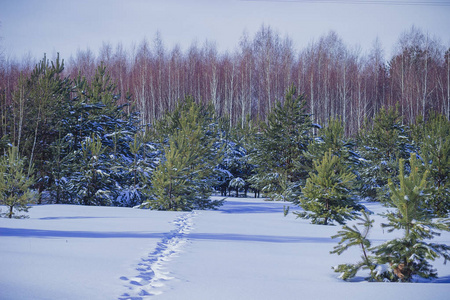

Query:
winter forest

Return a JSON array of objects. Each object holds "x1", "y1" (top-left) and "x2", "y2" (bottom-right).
[{"x1": 1, "y1": 24, "x2": 450, "y2": 286}]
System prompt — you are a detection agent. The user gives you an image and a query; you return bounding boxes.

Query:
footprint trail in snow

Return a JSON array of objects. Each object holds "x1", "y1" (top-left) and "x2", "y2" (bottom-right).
[{"x1": 120, "y1": 211, "x2": 196, "y2": 299}]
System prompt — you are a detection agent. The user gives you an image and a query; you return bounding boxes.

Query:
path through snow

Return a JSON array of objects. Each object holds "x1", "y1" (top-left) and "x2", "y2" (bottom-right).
[{"x1": 120, "y1": 211, "x2": 197, "y2": 299}]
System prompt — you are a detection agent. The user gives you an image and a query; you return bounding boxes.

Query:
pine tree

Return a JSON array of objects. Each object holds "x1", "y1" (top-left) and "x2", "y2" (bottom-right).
[
  {"x1": 250, "y1": 85, "x2": 313, "y2": 202},
  {"x1": 296, "y1": 150, "x2": 362, "y2": 225},
  {"x1": 374, "y1": 153, "x2": 450, "y2": 282},
  {"x1": 153, "y1": 96, "x2": 218, "y2": 144},
  {"x1": 331, "y1": 210, "x2": 379, "y2": 281},
  {"x1": 307, "y1": 118, "x2": 360, "y2": 167},
  {"x1": 8, "y1": 54, "x2": 71, "y2": 203},
  {"x1": 357, "y1": 106, "x2": 412, "y2": 202},
  {"x1": 140, "y1": 98, "x2": 223, "y2": 211},
  {"x1": 47, "y1": 133, "x2": 67, "y2": 204},
  {"x1": 0, "y1": 147, "x2": 36, "y2": 218},
  {"x1": 412, "y1": 112, "x2": 450, "y2": 216},
  {"x1": 307, "y1": 118, "x2": 344, "y2": 159},
  {"x1": 145, "y1": 138, "x2": 192, "y2": 211}
]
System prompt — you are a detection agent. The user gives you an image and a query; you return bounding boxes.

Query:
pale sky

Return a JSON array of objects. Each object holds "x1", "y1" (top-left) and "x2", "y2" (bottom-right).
[{"x1": 1, "y1": 0, "x2": 449, "y2": 61}]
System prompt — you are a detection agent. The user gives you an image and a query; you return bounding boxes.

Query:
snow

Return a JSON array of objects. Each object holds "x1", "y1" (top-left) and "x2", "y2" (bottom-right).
[
  {"x1": 1, "y1": 198, "x2": 450, "y2": 300},
  {"x1": 0, "y1": 205, "x2": 177, "y2": 300},
  {"x1": 375, "y1": 264, "x2": 390, "y2": 276}
]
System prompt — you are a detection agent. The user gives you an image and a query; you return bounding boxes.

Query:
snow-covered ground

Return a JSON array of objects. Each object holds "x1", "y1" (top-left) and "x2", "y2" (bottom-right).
[{"x1": 1, "y1": 197, "x2": 449, "y2": 300}]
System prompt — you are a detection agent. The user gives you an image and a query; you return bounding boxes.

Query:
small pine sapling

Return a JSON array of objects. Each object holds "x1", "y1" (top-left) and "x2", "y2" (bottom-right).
[
  {"x1": 142, "y1": 137, "x2": 190, "y2": 211},
  {"x1": 374, "y1": 153, "x2": 450, "y2": 282},
  {"x1": 296, "y1": 150, "x2": 362, "y2": 225},
  {"x1": 331, "y1": 210, "x2": 380, "y2": 281},
  {"x1": 0, "y1": 147, "x2": 36, "y2": 218}
]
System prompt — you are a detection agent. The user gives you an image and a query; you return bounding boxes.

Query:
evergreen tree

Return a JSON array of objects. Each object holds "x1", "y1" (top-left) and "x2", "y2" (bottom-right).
[
  {"x1": 307, "y1": 118, "x2": 359, "y2": 167},
  {"x1": 250, "y1": 85, "x2": 313, "y2": 202},
  {"x1": 357, "y1": 106, "x2": 412, "y2": 202},
  {"x1": 47, "y1": 63, "x2": 143, "y2": 206},
  {"x1": 140, "y1": 98, "x2": 223, "y2": 211},
  {"x1": 412, "y1": 112, "x2": 450, "y2": 216},
  {"x1": 331, "y1": 210, "x2": 379, "y2": 281},
  {"x1": 114, "y1": 133, "x2": 157, "y2": 207},
  {"x1": 67, "y1": 63, "x2": 140, "y2": 151},
  {"x1": 296, "y1": 150, "x2": 362, "y2": 225},
  {"x1": 374, "y1": 153, "x2": 450, "y2": 282},
  {"x1": 2, "y1": 57, "x2": 143, "y2": 206},
  {"x1": 153, "y1": 96, "x2": 218, "y2": 144},
  {"x1": 217, "y1": 122, "x2": 256, "y2": 197},
  {"x1": 229, "y1": 177, "x2": 246, "y2": 197},
  {"x1": 61, "y1": 135, "x2": 114, "y2": 206},
  {"x1": 7, "y1": 54, "x2": 71, "y2": 203},
  {"x1": 145, "y1": 137, "x2": 192, "y2": 211},
  {"x1": 0, "y1": 146, "x2": 36, "y2": 218}
]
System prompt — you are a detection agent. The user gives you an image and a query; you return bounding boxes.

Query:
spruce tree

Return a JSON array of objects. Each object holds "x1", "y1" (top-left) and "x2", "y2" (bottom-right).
[
  {"x1": 114, "y1": 133, "x2": 156, "y2": 207},
  {"x1": 250, "y1": 85, "x2": 313, "y2": 202},
  {"x1": 374, "y1": 153, "x2": 450, "y2": 282},
  {"x1": 48, "y1": 63, "x2": 142, "y2": 206},
  {"x1": 0, "y1": 147, "x2": 36, "y2": 218},
  {"x1": 4, "y1": 57, "x2": 146, "y2": 207},
  {"x1": 62, "y1": 135, "x2": 114, "y2": 206},
  {"x1": 296, "y1": 150, "x2": 362, "y2": 225}
]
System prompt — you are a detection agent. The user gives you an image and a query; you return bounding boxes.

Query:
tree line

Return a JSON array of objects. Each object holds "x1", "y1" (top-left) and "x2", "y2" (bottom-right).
[{"x1": 1, "y1": 25, "x2": 449, "y2": 134}]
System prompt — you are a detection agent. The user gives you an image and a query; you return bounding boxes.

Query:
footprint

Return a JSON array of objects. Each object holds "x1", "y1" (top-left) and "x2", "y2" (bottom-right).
[{"x1": 120, "y1": 211, "x2": 196, "y2": 299}]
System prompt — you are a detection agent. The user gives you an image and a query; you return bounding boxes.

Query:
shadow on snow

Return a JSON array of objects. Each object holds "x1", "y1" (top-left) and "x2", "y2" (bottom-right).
[
  {"x1": 219, "y1": 200, "x2": 286, "y2": 214},
  {"x1": 0, "y1": 227, "x2": 167, "y2": 239},
  {"x1": 39, "y1": 216, "x2": 120, "y2": 220},
  {"x1": 0, "y1": 227, "x2": 331, "y2": 244},
  {"x1": 187, "y1": 232, "x2": 333, "y2": 243}
]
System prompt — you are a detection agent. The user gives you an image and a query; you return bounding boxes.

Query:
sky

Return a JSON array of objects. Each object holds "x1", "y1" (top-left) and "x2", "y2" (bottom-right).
[{"x1": 1, "y1": 0, "x2": 449, "y2": 62}]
